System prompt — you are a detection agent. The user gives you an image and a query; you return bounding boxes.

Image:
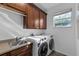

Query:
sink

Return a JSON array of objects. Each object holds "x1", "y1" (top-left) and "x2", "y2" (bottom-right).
[
  {"x1": 11, "y1": 40, "x2": 27, "y2": 46},
  {"x1": 11, "y1": 37, "x2": 27, "y2": 47},
  {"x1": 17, "y1": 40, "x2": 27, "y2": 45}
]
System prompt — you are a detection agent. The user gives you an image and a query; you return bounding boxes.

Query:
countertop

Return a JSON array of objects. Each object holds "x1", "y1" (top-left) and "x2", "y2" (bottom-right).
[{"x1": 0, "y1": 41, "x2": 32, "y2": 55}]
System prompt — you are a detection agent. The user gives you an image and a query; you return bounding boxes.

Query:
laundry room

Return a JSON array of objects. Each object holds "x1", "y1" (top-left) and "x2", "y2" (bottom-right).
[{"x1": 0, "y1": 2, "x2": 79, "y2": 57}]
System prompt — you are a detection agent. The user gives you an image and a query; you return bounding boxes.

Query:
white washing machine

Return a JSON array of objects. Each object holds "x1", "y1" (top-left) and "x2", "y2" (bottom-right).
[
  {"x1": 39, "y1": 35, "x2": 54, "y2": 55},
  {"x1": 26, "y1": 35, "x2": 54, "y2": 56}
]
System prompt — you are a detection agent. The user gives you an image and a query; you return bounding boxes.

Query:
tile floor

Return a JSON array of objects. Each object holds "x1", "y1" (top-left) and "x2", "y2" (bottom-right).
[{"x1": 49, "y1": 51, "x2": 66, "y2": 56}]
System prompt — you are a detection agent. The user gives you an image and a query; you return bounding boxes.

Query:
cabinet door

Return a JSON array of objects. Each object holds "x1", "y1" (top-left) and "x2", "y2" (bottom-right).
[
  {"x1": 43, "y1": 13, "x2": 47, "y2": 29},
  {"x1": 40, "y1": 11, "x2": 47, "y2": 29},
  {"x1": 27, "y1": 5, "x2": 34, "y2": 29},
  {"x1": 10, "y1": 43, "x2": 33, "y2": 56},
  {"x1": 33, "y1": 7, "x2": 40, "y2": 29}
]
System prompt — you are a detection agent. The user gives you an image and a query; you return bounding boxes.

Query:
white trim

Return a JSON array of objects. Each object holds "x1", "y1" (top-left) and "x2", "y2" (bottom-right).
[
  {"x1": 55, "y1": 49, "x2": 68, "y2": 56},
  {"x1": 54, "y1": 8, "x2": 72, "y2": 16}
]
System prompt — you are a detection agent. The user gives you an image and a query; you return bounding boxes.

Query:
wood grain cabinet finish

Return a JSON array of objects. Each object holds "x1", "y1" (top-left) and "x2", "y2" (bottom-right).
[
  {"x1": 1, "y1": 52, "x2": 10, "y2": 56},
  {"x1": 24, "y1": 4, "x2": 47, "y2": 29},
  {"x1": 33, "y1": 6, "x2": 40, "y2": 29},
  {"x1": 0, "y1": 43, "x2": 33, "y2": 56},
  {"x1": 26, "y1": 4, "x2": 34, "y2": 29},
  {"x1": 6, "y1": 3, "x2": 27, "y2": 14},
  {"x1": 7, "y1": 3, "x2": 25, "y2": 11},
  {"x1": 40, "y1": 11, "x2": 47, "y2": 29}
]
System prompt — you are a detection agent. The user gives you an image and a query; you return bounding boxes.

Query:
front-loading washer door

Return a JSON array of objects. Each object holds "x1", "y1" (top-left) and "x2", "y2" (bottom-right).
[
  {"x1": 38, "y1": 42, "x2": 48, "y2": 56},
  {"x1": 49, "y1": 39, "x2": 54, "y2": 50}
]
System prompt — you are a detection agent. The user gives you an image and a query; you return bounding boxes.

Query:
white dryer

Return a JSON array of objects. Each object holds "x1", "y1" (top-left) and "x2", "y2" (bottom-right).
[
  {"x1": 27, "y1": 36, "x2": 48, "y2": 56},
  {"x1": 47, "y1": 35, "x2": 54, "y2": 55}
]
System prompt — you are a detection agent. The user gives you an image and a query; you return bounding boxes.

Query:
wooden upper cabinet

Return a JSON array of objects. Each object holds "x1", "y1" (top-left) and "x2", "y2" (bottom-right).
[
  {"x1": 40, "y1": 11, "x2": 47, "y2": 29},
  {"x1": 6, "y1": 3, "x2": 26, "y2": 14},
  {"x1": 25, "y1": 4, "x2": 47, "y2": 29}
]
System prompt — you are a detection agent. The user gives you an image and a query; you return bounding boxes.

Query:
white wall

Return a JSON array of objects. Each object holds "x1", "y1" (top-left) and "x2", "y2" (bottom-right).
[
  {"x1": 75, "y1": 4, "x2": 79, "y2": 56},
  {"x1": 0, "y1": 8, "x2": 45, "y2": 41},
  {"x1": 46, "y1": 3, "x2": 77, "y2": 56}
]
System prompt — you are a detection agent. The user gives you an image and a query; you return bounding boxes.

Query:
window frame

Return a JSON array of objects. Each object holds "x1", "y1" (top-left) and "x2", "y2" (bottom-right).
[{"x1": 53, "y1": 9, "x2": 72, "y2": 28}]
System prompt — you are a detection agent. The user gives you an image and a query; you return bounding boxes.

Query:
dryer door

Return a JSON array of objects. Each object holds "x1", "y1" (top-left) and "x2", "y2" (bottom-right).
[
  {"x1": 49, "y1": 39, "x2": 54, "y2": 50},
  {"x1": 38, "y1": 42, "x2": 48, "y2": 56}
]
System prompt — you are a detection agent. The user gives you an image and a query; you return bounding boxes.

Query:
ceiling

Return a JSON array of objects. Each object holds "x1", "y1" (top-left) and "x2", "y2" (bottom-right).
[
  {"x1": 40, "y1": 3, "x2": 58, "y2": 10},
  {"x1": 34, "y1": 3, "x2": 58, "y2": 12}
]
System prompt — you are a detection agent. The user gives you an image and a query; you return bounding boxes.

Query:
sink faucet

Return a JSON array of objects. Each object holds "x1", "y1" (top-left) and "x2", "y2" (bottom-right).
[
  {"x1": 16, "y1": 36, "x2": 23, "y2": 43},
  {"x1": 30, "y1": 33, "x2": 34, "y2": 36}
]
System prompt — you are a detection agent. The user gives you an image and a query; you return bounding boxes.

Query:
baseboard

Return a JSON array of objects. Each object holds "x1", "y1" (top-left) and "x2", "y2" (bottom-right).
[{"x1": 54, "y1": 50, "x2": 67, "y2": 56}]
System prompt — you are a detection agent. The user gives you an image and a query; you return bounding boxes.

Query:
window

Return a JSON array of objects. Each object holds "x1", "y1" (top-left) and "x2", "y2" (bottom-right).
[{"x1": 53, "y1": 11, "x2": 72, "y2": 27}]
